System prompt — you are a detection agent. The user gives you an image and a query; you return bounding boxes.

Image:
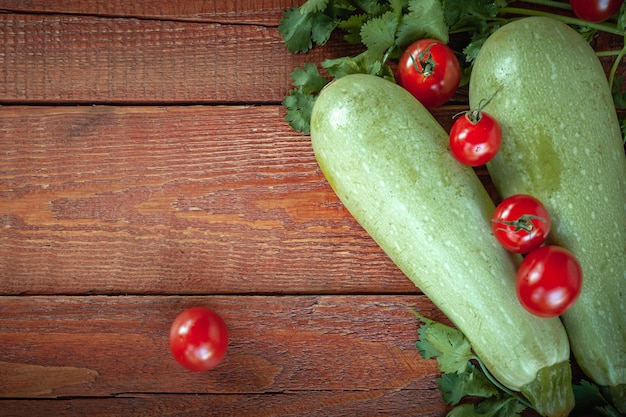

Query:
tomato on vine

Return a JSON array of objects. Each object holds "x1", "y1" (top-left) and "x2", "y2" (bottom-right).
[
  {"x1": 449, "y1": 98, "x2": 502, "y2": 166},
  {"x1": 397, "y1": 39, "x2": 461, "y2": 108},
  {"x1": 570, "y1": 0, "x2": 624, "y2": 22},
  {"x1": 169, "y1": 307, "x2": 229, "y2": 372},
  {"x1": 516, "y1": 245, "x2": 583, "y2": 318},
  {"x1": 491, "y1": 194, "x2": 551, "y2": 253}
]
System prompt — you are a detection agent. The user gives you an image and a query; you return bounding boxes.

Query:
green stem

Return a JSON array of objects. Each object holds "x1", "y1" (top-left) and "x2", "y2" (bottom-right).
[
  {"x1": 475, "y1": 358, "x2": 535, "y2": 410},
  {"x1": 517, "y1": 0, "x2": 572, "y2": 10},
  {"x1": 500, "y1": 7, "x2": 624, "y2": 36},
  {"x1": 608, "y1": 42, "x2": 626, "y2": 88},
  {"x1": 597, "y1": 50, "x2": 625, "y2": 56}
]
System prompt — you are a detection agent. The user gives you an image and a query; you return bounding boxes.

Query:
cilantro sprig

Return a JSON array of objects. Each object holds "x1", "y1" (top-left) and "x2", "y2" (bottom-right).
[
  {"x1": 412, "y1": 311, "x2": 532, "y2": 416},
  {"x1": 279, "y1": 0, "x2": 626, "y2": 135},
  {"x1": 412, "y1": 311, "x2": 626, "y2": 417}
]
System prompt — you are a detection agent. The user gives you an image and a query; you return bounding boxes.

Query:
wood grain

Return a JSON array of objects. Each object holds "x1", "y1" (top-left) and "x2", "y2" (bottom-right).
[
  {"x1": 0, "y1": 294, "x2": 451, "y2": 415},
  {"x1": 0, "y1": 104, "x2": 489, "y2": 296},
  {"x1": 0, "y1": 12, "x2": 362, "y2": 104},
  {"x1": 0, "y1": 0, "x2": 300, "y2": 25},
  {"x1": 0, "y1": 392, "x2": 448, "y2": 417}
]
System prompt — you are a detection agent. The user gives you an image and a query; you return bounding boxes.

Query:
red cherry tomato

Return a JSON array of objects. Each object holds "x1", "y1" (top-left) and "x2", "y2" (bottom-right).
[
  {"x1": 449, "y1": 109, "x2": 502, "y2": 166},
  {"x1": 397, "y1": 39, "x2": 461, "y2": 108},
  {"x1": 516, "y1": 246, "x2": 583, "y2": 318},
  {"x1": 169, "y1": 307, "x2": 229, "y2": 372},
  {"x1": 570, "y1": 0, "x2": 624, "y2": 22},
  {"x1": 491, "y1": 194, "x2": 551, "y2": 253}
]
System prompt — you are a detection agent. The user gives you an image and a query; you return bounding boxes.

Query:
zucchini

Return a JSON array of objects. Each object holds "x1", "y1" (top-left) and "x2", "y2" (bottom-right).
[
  {"x1": 469, "y1": 16, "x2": 626, "y2": 408},
  {"x1": 310, "y1": 73, "x2": 574, "y2": 417}
]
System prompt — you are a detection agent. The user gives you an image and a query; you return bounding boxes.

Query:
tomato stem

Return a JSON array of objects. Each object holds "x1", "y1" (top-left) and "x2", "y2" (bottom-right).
[
  {"x1": 492, "y1": 214, "x2": 547, "y2": 234},
  {"x1": 466, "y1": 90, "x2": 499, "y2": 123},
  {"x1": 408, "y1": 43, "x2": 436, "y2": 77}
]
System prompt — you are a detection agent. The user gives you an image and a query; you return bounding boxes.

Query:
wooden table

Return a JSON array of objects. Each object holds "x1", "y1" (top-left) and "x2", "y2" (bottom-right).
[{"x1": 0, "y1": 2, "x2": 621, "y2": 416}]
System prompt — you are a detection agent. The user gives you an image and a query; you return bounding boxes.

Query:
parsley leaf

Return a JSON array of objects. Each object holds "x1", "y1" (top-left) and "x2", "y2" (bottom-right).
[
  {"x1": 413, "y1": 311, "x2": 532, "y2": 417},
  {"x1": 573, "y1": 380, "x2": 625, "y2": 417},
  {"x1": 279, "y1": 7, "x2": 336, "y2": 53},
  {"x1": 300, "y1": 0, "x2": 331, "y2": 14},
  {"x1": 360, "y1": 11, "x2": 399, "y2": 57},
  {"x1": 413, "y1": 311, "x2": 474, "y2": 374},
  {"x1": 292, "y1": 63, "x2": 330, "y2": 94},
  {"x1": 438, "y1": 362, "x2": 498, "y2": 405},
  {"x1": 282, "y1": 89, "x2": 317, "y2": 134},
  {"x1": 475, "y1": 396, "x2": 527, "y2": 417},
  {"x1": 322, "y1": 50, "x2": 396, "y2": 80},
  {"x1": 396, "y1": 0, "x2": 449, "y2": 48},
  {"x1": 443, "y1": 0, "x2": 499, "y2": 33},
  {"x1": 338, "y1": 13, "x2": 369, "y2": 44},
  {"x1": 282, "y1": 63, "x2": 330, "y2": 134}
]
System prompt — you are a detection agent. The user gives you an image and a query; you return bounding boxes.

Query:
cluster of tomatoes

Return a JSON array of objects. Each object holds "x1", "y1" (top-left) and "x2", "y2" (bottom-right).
[
  {"x1": 396, "y1": 39, "x2": 584, "y2": 319},
  {"x1": 491, "y1": 195, "x2": 582, "y2": 318},
  {"x1": 396, "y1": 38, "x2": 502, "y2": 167}
]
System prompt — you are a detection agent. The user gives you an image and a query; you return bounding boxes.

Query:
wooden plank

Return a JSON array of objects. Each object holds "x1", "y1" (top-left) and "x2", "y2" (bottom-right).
[
  {"x1": 0, "y1": 106, "x2": 400, "y2": 294},
  {"x1": 0, "y1": 104, "x2": 494, "y2": 295},
  {"x1": 0, "y1": 13, "x2": 362, "y2": 104},
  {"x1": 0, "y1": 294, "x2": 450, "y2": 414},
  {"x1": 0, "y1": 104, "x2": 414, "y2": 295},
  {"x1": 0, "y1": 0, "x2": 300, "y2": 25},
  {"x1": 0, "y1": 392, "x2": 448, "y2": 417}
]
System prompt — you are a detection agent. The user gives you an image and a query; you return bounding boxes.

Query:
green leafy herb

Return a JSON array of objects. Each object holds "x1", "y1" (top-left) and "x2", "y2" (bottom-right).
[
  {"x1": 573, "y1": 380, "x2": 625, "y2": 417},
  {"x1": 279, "y1": 0, "x2": 626, "y2": 135},
  {"x1": 412, "y1": 311, "x2": 533, "y2": 417},
  {"x1": 412, "y1": 311, "x2": 626, "y2": 417},
  {"x1": 279, "y1": 6, "x2": 336, "y2": 53}
]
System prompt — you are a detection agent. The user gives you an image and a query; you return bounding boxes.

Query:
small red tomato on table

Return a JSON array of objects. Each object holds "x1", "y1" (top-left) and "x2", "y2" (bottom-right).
[{"x1": 169, "y1": 307, "x2": 229, "y2": 372}]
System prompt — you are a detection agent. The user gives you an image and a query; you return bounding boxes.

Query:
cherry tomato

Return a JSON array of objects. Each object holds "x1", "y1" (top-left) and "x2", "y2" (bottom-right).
[
  {"x1": 449, "y1": 109, "x2": 502, "y2": 166},
  {"x1": 169, "y1": 307, "x2": 228, "y2": 372},
  {"x1": 491, "y1": 194, "x2": 551, "y2": 253},
  {"x1": 570, "y1": 0, "x2": 624, "y2": 22},
  {"x1": 397, "y1": 39, "x2": 461, "y2": 108},
  {"x1": 516, "y1": 245, "x2": 583, "y2": 318}
]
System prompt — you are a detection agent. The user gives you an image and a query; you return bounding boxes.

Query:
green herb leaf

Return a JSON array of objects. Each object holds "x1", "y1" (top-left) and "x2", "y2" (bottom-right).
[
  {"x1": 360, "y1": 11, "x2": 399, "y2": 57},
  {"x1": 279, "y1": 7, "x2": 336, "y2": 53},
  {"x1": 337, "y1": 13, "x2": 369, "y2": 44},
  {"x1": 282, "y1": 89, "x2": 317, "y2": 134},
  {"x1": 300, "y1": 0, "x2": 331, "y2": 14},
  {"x1": 443, "y1": 0, "x2": 499, "y2": 33},
  {"x1": 438, "y1": 362, "x2": 499, "y2": 405},
  {"x1": 474, "y1": 396, "x2": 527, "y2": 417},
  {"x1": 322, "y1": 50, "x2": 386, "y2": 78},
  {"x1": 414, "y1": 312, "x2": 474, "y2": 374},
  {"x1": 396, "y1": 0, "x2": 449, "y2": 49},
  {"x1": 291, "y1": 63, "x2": 330, "y2": 94}
]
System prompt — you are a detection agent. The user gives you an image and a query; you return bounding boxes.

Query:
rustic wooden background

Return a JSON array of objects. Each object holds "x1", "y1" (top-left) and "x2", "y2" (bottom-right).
[{"x1": 0, "y1": 1, "x2": 622, "y2": 416}]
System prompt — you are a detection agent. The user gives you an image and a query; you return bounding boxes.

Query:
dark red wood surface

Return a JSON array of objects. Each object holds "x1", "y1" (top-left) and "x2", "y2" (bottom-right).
[{"x1": 0, "y1": 1, "x2": 622, "y2": 416}]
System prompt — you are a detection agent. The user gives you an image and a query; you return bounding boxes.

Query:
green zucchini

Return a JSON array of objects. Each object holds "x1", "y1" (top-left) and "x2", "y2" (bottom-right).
[
  {"x1": 469, "y1": 17, "x2": 626, "y2": 409},
  {"x1": 310, "y1": 73, "x2": 574, "y2": 417}
]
